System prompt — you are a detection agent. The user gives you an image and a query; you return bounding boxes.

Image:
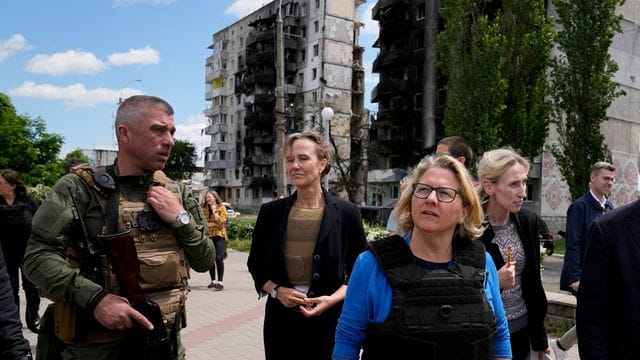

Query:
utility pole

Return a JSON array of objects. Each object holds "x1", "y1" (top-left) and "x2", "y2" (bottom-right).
[{"x1": 275, "y1": 0, "x2": 287, "y2": 197}]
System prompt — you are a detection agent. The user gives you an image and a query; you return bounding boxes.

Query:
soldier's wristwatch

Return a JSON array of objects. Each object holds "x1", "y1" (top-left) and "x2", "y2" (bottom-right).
[
  {"x1": 270, "y1": 285, "x2": 280, "y2": 299},
  {"x1": 173, "y1": 210, "x2": 190, "y2": 228}
]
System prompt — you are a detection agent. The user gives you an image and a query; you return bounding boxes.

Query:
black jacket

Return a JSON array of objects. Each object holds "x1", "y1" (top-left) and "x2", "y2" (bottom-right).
[
  {"x1": 0, "y1": 245, "x2": 32, "y2": 359},
  {"x1": 478, "y1": 208, "x2": 548, "y2": 352},
  {"x1": 247, "y1": 189, "x2": 367, "y2": 299},
  {"x1": 577, "y1": 200, "x2": 640, "y2": 359}
]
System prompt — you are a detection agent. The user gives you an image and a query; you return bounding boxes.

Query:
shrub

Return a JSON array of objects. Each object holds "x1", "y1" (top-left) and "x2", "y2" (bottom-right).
[{"x1": 363, "y1": 222, "x2": 388, "y2": 242}]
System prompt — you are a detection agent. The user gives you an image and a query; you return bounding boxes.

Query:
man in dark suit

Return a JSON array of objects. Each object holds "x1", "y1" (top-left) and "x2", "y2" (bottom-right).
[{"x1": 577, "y1": 199, "x2": 640, "y2": 359}]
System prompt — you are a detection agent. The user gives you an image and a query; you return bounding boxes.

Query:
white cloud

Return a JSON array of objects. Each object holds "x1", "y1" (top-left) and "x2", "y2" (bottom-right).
[
  {"x1": 107, "y1": 46, "x2": 160, "y2": 66},
  {"x1": 225, "y1": 0, "x2": 266, "y2": 18},
  {"x1": 0, "y1": 34, "x2": 31, "y2": 62},
  {"x1": 359, "y1": 3, "x2": 379, "y2": 36},
  {"x1": 26, "y1": 50, "x2": 107, "y2": 75},
  {"x1": 175, "y1": 113, "x2": 209, "y2": 166},
  {"x1": 8, "y1": 81, "x2": 144, "y2": 108}
]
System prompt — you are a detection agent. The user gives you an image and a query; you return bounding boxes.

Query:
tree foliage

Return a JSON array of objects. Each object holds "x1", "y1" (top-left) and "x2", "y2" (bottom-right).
[
  {"x1": 438, "y1": 0, "x2": 554, "y2": 160},
  {"x1": 0, "y1": 93, "x2": 65, "y2": 186},
  {"x1": 164, "y1": 139, "x2": 197, "y2": 181},
  {"x1": 549, "y1": 0, "x2": 625, "y2": 201}
]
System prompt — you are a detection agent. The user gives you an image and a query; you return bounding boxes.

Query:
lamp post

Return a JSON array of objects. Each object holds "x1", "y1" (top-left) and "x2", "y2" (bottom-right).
[
  {"x1": 275, "y1": 0, "x2": 287, "y2": 198},
  {"x1": 320, "y1": 107, "x2": 334, "y2": 190},
  {"x1": 118, "y1": 79, "x2": 142, "y2": 105}
]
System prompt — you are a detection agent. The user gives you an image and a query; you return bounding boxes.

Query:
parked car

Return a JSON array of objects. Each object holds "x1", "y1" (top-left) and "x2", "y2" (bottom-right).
[{"x1": 223, "y1": 202, "x2": 241, "y2": 217}]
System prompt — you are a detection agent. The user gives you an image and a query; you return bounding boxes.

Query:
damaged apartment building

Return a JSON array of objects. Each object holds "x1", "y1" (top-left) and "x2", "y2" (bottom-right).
[
  {"x1": 368, "y1": 0, "x2": 640, "y2": 232},
  {"x1": 204, "y1": 0, "x2": 367, "y2": 210}
]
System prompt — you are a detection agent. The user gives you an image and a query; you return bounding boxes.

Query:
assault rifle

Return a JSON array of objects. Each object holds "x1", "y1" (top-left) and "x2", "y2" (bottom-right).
[
  {"x1": 100, "y1": 231, "x2": 175, "y2": 360},
  {"x1": 67, "y1": 186, "x2": 103, "y2": 285}
]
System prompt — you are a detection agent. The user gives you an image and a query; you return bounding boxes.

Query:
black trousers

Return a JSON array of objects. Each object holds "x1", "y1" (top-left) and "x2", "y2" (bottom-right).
[
  {"x1": 208, "y1": 236, "x2": 226, "y2": 281},
  {"x1": 510, "y1": 326, "x2": 532, "y2": 360}
]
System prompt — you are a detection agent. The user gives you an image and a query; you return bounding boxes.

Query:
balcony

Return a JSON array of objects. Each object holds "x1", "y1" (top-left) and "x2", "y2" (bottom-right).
[
  {"x1": 204, "y1": 178, "x2": 228, "y2": 188},
  {"x1": 284, "y1": 84, "x2": 301, "y2": 94},
  {"x1": 379, "y1": 18, "x2": 411, "y2": 36},
  {"x1": 255, "y1": 71, "x2": 276, "y2": 84},
  {"x1": 244, "y1": 154, "x2": 274, "y2": 166},
  {"x1": 254, "y1": 93, "x2": 275, "y2": 104},
  {"x1": 372, "y1": 0, "x2": 411, "y2": 20},
  {"x1": 248, "y1": 175, "x2": 275, "y2": 188},
  {"x1": 246, "y1": 51, "x2": 275, "y2": 65},
  {"x1": 244, "y1": 112, "x2": 275, "y2": 127},
  {"x1": 204, "y1": 106, "x2": 229, "y2": 118},
  {"x1": 205, "y1": 122, "x2": 229, "y2": 135},
  {"x1": 205, "y1": 159, "x2": 235, "y2": 169},
  {"x1": 372, "y1": 50, "x2": 409, "y2": 73},
  {"x1": 244, "y1": 134, "x2": 274, "y2": 146},
  {"x1": 378, "y1": 77, "x2": 410, "y2": 94},
  {"x1": 246, "y1": 30, "x2": 275, "y2": 46},
  {"x1": 206, "y1": 69, "x2": 229, "y2": 82},
  {"x1": 211, "y1": 142, "x2": 234, "y2": 152}
]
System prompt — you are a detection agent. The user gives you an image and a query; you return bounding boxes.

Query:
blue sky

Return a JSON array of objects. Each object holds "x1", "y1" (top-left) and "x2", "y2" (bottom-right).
[{"x1": 1, "y1": 0, "x2": 379, "y2": 162}]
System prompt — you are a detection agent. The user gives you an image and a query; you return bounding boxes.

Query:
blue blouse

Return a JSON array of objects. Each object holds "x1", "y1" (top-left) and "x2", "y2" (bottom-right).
[{"x1": 333, "y1": 235, "x2": 512, "y2": 360}]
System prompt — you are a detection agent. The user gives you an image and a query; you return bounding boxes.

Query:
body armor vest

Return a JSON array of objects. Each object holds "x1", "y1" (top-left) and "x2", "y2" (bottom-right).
[
  {"x1": 76, "y1": 166, "x2": 189, "y2": 328},
  {"x1": 362, "y1": 235, "x2": 497, "y2": 360}
]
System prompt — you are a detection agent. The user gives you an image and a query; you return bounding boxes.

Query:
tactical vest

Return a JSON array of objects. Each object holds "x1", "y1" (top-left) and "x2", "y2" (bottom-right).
[
  {"x1": 60, "y1": 165, "x2": 189, "y2": 342},
  {"x1": 362, "y1": 235, "x2": 497, "y2": 360}
]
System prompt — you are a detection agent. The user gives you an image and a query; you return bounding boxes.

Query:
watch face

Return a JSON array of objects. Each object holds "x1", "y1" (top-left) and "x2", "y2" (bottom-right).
[{"x1": 178, "y1": 211, "x2": 189, "y2": 224}]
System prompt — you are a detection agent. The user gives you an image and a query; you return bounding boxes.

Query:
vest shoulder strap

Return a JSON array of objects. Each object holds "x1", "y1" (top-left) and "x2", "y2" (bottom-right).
[
  {"x1": 368, "y1": 235, "x2": 414, "y2": 271},
  {"x1": 70, "y1": 163, "x2": 116, "y2": 199},
  {"x1": 453, "y1": 237, "x2": 486, "y2": 278}
]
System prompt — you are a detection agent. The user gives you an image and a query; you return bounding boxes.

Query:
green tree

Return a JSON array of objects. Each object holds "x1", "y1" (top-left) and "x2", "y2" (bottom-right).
[
  {"x1": 438, "y1": 0, "x2": 554, "y2": 160},
  {"x1": 549, "y1": 0, "x2": 625, "y2": 201},
  {"x1": 498, "y1": 0, "x2": 554, "y2": 159},
  {"x1": 438, "y1": 0, "x2": 508, "y2": 158},
  {"x1": 164, "y1": 139, "x2": 197, "y2": 180},
  {"x1": 0, "y1": 93, "x2": 64, "y2": 186}
]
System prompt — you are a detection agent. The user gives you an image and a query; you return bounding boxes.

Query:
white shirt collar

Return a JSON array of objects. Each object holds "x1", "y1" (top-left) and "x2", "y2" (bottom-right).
[{"x1": 589, "y1": 189, "x2": 607, "y2": 209}]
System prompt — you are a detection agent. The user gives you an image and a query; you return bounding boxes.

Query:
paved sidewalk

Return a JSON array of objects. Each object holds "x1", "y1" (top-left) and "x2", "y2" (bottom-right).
[
  {"x1": 19, "y1": 251, "x2": 581, "y2": 359},
  {"x1": 20, "y1": 249, "x2": 266, "y2": 360}
]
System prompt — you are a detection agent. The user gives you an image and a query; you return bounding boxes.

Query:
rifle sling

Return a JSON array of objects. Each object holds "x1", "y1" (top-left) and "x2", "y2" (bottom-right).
[{"x1": 105, "y1": 165, "x2": 120, "y2": 234}]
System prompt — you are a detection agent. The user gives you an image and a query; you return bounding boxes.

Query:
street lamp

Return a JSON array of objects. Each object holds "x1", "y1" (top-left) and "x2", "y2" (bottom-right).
[
  {"x1": 118, "y1": 79, "x2": 142, "y2": 105},
  {"x1": 321, "y1": 107, "x2": 334, "y2": 131},
  {"x1": 320, "y1": 107, "x2": 334, "y2": 189}
]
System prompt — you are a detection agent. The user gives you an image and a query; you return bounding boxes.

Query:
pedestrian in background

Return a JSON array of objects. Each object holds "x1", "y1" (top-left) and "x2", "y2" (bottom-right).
[
  {"x1": 577, "y1": 199, "x2": 640, "y2": 359},
  {"x1": 0, "y1": 244, "x2": 32, "y2": 359},
  {"x1": 333, "y1": 154, "x2": 511, "y2": 360},
  {"x1": 247, "y1": 130, "x2": 367, "y2": 360},
  {"x1": 554, "y1": 161, "x2": 615, "y2": 359},
  {"x1": 202, "y1": 189, "x2": 228, "y2": 291},
  {"x1": 0, "y1": 168, "x2": 41, "y2": 333},
  {"x1": 477, "y1": 148, "x2": 550, "y2": 360},
  {"x1": 436, "y1": 136, "x2": 474, "y2": 168}
]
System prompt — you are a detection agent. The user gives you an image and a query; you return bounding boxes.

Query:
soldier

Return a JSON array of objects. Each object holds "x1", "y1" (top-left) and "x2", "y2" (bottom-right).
[{"x1": 23, "y1": 95, "x2": 215, "y2": 359}]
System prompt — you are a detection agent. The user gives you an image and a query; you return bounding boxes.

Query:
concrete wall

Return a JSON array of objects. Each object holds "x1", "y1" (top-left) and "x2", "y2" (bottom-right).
[{"x1": 540, "y1": 5, "x2": 640, "y2": 232}]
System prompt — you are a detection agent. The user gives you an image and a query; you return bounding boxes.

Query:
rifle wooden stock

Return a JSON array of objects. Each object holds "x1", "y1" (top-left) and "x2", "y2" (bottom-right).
[{"x1": 100, "y1": 231, "x2": 175, "y2": 360}]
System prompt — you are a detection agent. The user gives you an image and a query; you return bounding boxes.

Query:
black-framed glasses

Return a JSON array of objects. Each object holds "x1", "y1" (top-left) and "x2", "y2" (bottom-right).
[{"x1": 412, "y1": 183, "x2": 460, "y2": 203}]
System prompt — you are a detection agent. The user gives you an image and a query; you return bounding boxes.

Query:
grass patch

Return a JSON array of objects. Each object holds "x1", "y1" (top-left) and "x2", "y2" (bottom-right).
[
  {"x1": 553, "y1": 238, "x2": 566, "y2": 255},
  {"x1": 227, "y1": 238, "x2": 252, "y2": 252},
  {"x1": 545, "y1": 317, "x2": 574, "y2": 337}
]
